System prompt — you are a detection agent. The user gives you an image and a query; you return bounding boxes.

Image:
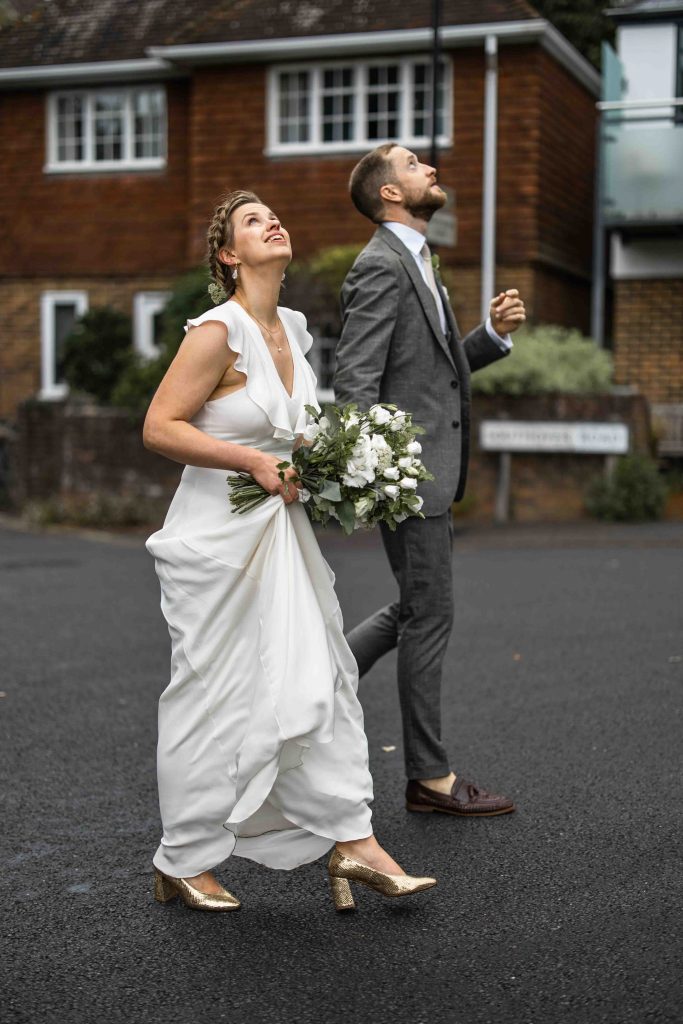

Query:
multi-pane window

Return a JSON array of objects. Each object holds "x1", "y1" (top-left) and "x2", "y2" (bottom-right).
[
  {"x1": 269, "y1": 57, "x2": 451, "y2": 154},
  {"x1": 322, "y1": 67, "x2": 355, "y2": 143},
  {"x1": 278, "y1": 72, "x2": 311, "y2": 144},
  {"x1": 47, "y1": 87, "x2": 166, "y2": 171},
  {"x1": 366, "y1": 65, "x2": 401, "y2": 140},
  {"x1": 40, "y1": 292, "x2": 88, "y2": 398},
  {"x1": 412, "y1": 62, "x2": 446, "y2": 138}
]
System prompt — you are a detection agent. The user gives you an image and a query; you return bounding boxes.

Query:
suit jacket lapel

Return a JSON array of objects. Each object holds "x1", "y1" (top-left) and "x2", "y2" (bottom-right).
[
  {"x1": 435, "y1": 268, "x2": 469, "y2": 381},
  {"x1": 376, "y1": 226, "x2": 457, "y2": 373}
]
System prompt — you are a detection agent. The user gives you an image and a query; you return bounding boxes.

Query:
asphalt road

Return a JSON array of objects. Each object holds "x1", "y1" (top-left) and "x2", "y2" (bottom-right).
[{"x1": 1, "y1": 520, "x2": 682, "y2": 1024}]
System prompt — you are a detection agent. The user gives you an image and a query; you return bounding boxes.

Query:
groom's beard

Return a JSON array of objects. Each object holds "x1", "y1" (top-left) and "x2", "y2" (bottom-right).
[{"x1": 403, "y1": 186, "x2": 446, "y2": 222}]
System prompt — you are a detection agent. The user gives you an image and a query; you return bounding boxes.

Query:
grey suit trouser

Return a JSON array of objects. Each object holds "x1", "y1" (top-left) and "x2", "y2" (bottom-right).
[{"x1": 346, "y1": 511, "x2": 454, "y2": 780}]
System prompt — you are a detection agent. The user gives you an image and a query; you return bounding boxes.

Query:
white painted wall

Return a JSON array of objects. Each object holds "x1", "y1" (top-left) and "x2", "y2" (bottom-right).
[{"x1": 611, "y1": 234, "x2": 683, "y2": 279}]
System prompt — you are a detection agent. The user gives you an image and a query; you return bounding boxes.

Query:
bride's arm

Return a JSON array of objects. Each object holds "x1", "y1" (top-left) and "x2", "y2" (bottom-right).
[{"x1": 143, "y1": 321, "x2": 298, "y2": 499}]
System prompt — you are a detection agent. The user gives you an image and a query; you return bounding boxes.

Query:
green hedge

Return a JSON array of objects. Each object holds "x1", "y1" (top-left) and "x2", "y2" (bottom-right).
[
  {"x1": 585, "y1": 455, "x2": 667, "y2": 522},
  {"x1": 472, "y1": 324, "x2": 613, "y2": 396}
]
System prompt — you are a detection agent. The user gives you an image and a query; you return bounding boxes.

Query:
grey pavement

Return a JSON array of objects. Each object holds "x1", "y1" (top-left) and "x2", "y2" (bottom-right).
[{"x1": 1, "y1": 520, "x2": 682, "y2": 1024}]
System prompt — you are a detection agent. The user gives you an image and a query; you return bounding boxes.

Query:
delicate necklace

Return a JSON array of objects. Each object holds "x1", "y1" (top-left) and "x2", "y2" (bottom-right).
[{"x1": 234, "y1": 297, "x2": 283, "y2": 352}]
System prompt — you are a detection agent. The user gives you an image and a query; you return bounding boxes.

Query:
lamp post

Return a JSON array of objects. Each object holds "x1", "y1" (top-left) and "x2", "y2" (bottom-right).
[{"x1": 430, "y1": 0, "x2": 442, "y2": 173}]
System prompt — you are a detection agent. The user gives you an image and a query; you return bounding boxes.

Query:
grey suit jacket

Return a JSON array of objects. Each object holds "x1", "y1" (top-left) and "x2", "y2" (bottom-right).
[{"x1": 333, "y1": 225, "x2": 509, "y2": 516}]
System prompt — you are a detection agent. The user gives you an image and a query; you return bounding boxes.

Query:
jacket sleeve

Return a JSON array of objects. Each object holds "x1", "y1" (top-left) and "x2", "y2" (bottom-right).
[
  {"x1": 461, "y1": 323, "x2": 511, "y2": 374},
  {"x1": 333, "y1": 255, "x2": 400, "y2": 411}
]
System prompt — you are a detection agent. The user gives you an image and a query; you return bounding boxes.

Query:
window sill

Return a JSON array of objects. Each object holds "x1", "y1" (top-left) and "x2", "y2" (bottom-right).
[
  {"x1": 43, "y1": 158, "x2": 167, "y2": 175},
  {"x1": 264, "y1": 136, "x2": 452, "y2": 158}
]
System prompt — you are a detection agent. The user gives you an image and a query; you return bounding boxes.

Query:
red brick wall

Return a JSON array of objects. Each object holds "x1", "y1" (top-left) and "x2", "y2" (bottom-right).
[
  {"x1": 613, "y1": 279, "x2": 683, "y2": 403},
  {"x1": 0, "y1": 82, "x2": 190, "y2": 277}
]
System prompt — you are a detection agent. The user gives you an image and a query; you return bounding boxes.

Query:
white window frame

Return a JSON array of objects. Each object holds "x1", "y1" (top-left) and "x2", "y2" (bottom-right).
[
  {"x1": 45, "y1": 86, "x2": 167, "y2": 173},
  {"x1": 266, "y1": 55, "x2": 452, "y2": 156},
  {"x1": 133, "y1": 291, "x2": 171, "y2": 359},
  {"x1": 40, "y1": 290, "x2": 88, "y2": 399}
]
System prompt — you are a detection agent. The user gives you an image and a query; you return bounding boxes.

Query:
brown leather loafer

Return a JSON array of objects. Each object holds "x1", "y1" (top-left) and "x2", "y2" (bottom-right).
[{"x1": 406, "y1": 776, "x2": 516, "y2": 817}]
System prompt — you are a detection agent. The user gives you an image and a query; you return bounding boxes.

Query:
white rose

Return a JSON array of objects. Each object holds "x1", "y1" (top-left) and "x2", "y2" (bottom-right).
[
  {"x1": 298, "y1": 487, "x2": 312, "y2": 503},
  {"x1": 407, "y1": 440, "x2": 422, "y2": 455},
  {"x1": 405, "y1": 465, "x2": 420, "y2": 477},
  {"x1": 399, "y1": 477, "x2": 418, "y2": 490},
  {"x1": 398, "y1": 456, "x2": 412, "y2": 469},
  {"x1": 383, "y1": 466, "x2": 400, "y2": 480},
  {"x1": 390, "y1": 412, "x2": 406, "y2": 431},
  {"x1": 346, "y1": 412, "x2": 360, "y2": 427},
  {"x1": 370, "y1": 433, "x2": 390, "y2": 451},
  {"x1": 369, "y1": 405, "x2": 392, "y2": 425},
  {"x1": 354, "y1": 495, "x2": 374, "y2": 518},
  {"x1": 303, "y1": 421, "x2": 320, "y2": 442},
  {"x1": 318, "y1": 416, "x2": 331, "y2": 433},
  {"x1": 383, "y1": 484, "x2": 400, "y2": 499}
]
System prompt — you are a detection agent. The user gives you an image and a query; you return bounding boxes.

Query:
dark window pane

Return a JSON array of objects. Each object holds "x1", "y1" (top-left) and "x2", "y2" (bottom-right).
[{"x1": 54, "y1": 303, "x2": 79, "y2": 384}]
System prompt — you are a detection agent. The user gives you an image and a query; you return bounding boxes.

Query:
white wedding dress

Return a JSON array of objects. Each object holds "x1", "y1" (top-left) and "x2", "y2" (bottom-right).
[{"x1": 146, "y1": 300, "x2": 373, "y2": 878}]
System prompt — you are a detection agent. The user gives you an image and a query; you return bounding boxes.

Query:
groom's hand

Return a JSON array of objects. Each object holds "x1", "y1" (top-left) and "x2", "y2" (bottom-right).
[{"x1": 490, "y1": 289, "x2": 526, "y2": 335}]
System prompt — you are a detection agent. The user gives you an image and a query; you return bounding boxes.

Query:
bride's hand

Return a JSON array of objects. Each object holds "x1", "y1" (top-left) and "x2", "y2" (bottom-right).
[{"x1": 246, "y1": 451, "x2": 301, "y2": 505}]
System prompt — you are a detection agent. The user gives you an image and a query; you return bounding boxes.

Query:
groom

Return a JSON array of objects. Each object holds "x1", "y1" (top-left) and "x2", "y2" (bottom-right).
[{"x1": 334, "y1": 144, "x2": 526, "y2": 817}]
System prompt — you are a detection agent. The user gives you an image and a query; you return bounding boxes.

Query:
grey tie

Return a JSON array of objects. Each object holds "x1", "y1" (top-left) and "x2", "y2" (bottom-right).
[{"x1": 420, "y1": 242, "x2": 444, "y2": 320}]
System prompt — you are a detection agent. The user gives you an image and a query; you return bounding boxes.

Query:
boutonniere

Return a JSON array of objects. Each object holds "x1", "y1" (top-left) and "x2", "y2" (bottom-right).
[{"x1": 431, "y1": 253, "x2": 441, "y2": 273}]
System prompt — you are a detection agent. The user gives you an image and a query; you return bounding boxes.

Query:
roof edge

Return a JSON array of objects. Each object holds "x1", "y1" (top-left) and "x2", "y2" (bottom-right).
[
  {"x1": 150, "y1": 20, "x2": 600, "y2": 94},
  {"x1": 0, "y1": 20, "x2": 600, "y2": 97},
  {"x1": 0, "y1": 57, "x2": 180, "y2": 89}
]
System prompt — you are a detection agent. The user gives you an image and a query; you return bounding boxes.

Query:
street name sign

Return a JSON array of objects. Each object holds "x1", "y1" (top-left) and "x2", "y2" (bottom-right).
[{"x1": 479, "y1": 421, "x2": 630, "y2": 455}]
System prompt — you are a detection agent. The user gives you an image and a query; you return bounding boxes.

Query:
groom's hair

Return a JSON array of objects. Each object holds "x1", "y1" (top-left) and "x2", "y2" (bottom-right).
[{"x1": 349, "y1": 143, "x2": 399, "y2": 223}]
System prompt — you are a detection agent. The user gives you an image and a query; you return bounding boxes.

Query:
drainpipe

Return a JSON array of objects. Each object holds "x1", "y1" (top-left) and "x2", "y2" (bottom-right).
[{"x1": 481, "y1": 34, "x2": 498, "y2": 320}]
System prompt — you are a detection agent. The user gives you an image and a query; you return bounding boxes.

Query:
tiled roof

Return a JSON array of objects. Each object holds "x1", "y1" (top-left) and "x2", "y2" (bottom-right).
[{"x1": 0, "y1": 0, "x2": 540, "y2": 69}]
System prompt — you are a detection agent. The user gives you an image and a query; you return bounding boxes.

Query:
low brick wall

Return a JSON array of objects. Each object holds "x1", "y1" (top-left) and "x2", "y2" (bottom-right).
[
  {"x1": 10, "y1": 400, "x2": 182, "y2": 507},
  {"x1": 464, "y1": 393, "x2": 652, "y2": 522},
  {"x1": 9, "y1": 392, "x2": 651, "y2": 523}
]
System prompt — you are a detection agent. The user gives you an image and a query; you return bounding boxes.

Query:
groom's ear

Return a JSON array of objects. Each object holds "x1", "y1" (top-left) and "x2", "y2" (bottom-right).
[{"x1": 379, "y1": 182, "x2": 403, "y2": 206}]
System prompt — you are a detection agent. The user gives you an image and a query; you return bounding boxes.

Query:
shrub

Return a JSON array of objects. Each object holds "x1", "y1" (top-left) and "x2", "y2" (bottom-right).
[
  {"x1": 471, "y1": 324, "x2": 613, "y2": 396},
  {"x1": 62, "y1": 307, "x2": 135, "y2": 404},
  {"x1": 24, "y1": 492, "x2": 160, "y2": 529},
  {"x1": 308, "y1": 245, "x2": 363, "y2": 295},
  {"x1": 585, "y1": 455, "x2": 667, "y2": 522}
]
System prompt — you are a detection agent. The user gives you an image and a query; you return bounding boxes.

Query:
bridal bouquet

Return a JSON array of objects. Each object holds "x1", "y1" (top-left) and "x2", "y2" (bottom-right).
[{"x1": 228, "y1": 403, "x2": 433, "y2": 534}]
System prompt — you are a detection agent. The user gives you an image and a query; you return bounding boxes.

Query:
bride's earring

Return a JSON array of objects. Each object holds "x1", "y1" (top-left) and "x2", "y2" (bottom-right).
[
  {"x1": 281, "y1": 272, "x2": 286, "y2": 283},
  {"x1": 232, "y1": 265, "x2": 239, "y2": 281}
]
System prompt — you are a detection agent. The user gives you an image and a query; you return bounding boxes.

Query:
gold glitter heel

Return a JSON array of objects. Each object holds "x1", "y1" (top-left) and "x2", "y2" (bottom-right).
[
  {"x1": 329, "y1": 875, "x2": 356, "y2": 912},
  {"x1": 154, "y1": 870, "x2": 178, "y2": 903},
  {"x1": 153, "y1": 868, "x2": 241, "y2": 912},
  {"x1": 328, "y1": 849, "x2": 436, "y2": 910}
]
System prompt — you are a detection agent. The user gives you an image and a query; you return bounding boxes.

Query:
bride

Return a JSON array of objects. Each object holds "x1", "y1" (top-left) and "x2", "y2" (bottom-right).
[{"x1": 142, "y1": 190, "x2": 436, "y2": 912}]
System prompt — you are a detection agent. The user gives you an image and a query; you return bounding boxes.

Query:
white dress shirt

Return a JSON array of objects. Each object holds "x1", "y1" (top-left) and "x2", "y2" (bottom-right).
[{"x1": 383, "y1": 221, "x2": 512, "y2": 352}]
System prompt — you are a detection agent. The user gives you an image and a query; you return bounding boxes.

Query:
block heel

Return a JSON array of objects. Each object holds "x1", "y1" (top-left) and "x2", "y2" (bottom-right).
[{"x1": 329, "y1": 875, "x2": 356, "y2": 912}]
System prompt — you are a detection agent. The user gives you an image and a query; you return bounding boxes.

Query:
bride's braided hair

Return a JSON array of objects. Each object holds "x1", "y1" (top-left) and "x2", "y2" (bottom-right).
[{"x1": 207, "y1": 190, "x2": 262, "y2": 303}]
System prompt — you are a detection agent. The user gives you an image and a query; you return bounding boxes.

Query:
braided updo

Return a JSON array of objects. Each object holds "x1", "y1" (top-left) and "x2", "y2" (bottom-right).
[{"x1": 207, "y1": 190, "x2": 262, "y2": 304}]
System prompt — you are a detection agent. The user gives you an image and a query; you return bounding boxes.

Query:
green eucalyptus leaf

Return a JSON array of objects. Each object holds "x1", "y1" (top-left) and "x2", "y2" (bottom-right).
[{"x1": 336, "y1": 498, "x2": 356, "y2": 536}]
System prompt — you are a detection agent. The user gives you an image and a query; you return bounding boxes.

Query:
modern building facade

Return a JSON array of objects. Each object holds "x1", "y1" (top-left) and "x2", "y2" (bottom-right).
[{"x1": 597, "y1": 0, "x2": 683, "y2": 456}]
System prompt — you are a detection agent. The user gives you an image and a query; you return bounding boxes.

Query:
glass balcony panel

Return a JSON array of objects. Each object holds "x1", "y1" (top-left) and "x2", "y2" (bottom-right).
[{"x1": 602, "y1": 122, "x2": 683, "y2": 225}]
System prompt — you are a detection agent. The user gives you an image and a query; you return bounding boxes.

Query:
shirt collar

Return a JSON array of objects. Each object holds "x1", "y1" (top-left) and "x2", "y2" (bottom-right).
[{"x1": 382, "y1": 221, "x2": 427, "y2": 257}]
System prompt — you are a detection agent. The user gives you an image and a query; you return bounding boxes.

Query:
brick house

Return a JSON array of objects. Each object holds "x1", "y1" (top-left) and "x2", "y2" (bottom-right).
[{"x1": 0, "y1": 0, "x2": 599, "y2": 423}]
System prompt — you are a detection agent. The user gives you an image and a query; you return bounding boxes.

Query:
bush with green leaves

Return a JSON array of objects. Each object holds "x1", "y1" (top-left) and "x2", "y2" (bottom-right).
[
  {"x1": 472, "y1": 324, "x2": 613, "y2": 396},
  {"x1": 62, "y1": 307, "x2": 135, "y2": 404},
  {"x1": 585, "y1": 455, "x2": 667, "y2": 522}
]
